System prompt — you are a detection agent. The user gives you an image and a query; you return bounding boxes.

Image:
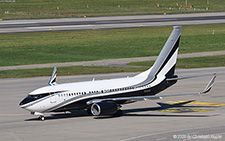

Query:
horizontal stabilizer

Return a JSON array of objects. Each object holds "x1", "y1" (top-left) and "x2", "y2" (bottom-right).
[{"x1": 48, "y1": 67, "x2": 57, "y2": 86}]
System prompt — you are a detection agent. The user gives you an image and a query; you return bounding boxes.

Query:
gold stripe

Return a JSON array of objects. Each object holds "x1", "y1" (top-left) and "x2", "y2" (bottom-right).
[{"x1": 165, "y1": 101, "x2": 225, "y2": 107}]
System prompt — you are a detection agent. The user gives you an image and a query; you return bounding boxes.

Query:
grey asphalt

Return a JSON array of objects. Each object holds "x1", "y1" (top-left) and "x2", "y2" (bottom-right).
[
  {"x1": 1, "y1": 12, "x2": 225, "y2": 141},
  {"x1": 1, "y1": 12, "x2": 225, "y2": 33},
  {"x1": 1, "y1": 50, "x2": 225, "y2": 71},
  {"x1": 0, "y1": 67, "x2": 225, "y2": 141}
]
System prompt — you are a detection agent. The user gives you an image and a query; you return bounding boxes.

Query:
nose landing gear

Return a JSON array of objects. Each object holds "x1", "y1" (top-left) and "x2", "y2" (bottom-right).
[
  {"x1": 39, "y1": 115, "x2": 45, "y2": 121},
  {"x1": 31, "y1": 112, "x2": 45, "y2": 121}
]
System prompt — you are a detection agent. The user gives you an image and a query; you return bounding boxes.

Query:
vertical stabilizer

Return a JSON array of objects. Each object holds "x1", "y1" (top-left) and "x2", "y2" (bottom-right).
[
  {"x1": 135, "y1": 26, "x2": 181, "y2": 85},
  {"x1": 150, "y1": 26, "x2": 181, "y2": 77}
]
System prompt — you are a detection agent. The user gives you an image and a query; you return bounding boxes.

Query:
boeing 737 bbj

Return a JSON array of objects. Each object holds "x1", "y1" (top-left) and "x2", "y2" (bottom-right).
[{"x1": 19, "y1": 26, "x2": 216, "y2": 121}]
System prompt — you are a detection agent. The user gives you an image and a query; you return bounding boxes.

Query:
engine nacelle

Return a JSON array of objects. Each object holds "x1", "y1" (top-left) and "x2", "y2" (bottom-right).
[{"x1": 91, "y1": 101, "x2": 118, "y2": 116}]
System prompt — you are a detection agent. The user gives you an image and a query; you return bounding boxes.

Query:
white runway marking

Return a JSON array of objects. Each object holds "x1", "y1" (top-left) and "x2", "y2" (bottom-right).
[
  {"x1": 26, "y1": 25, "x2": 92, "y2": 29},
  {"x1": 0, "y1": 22, "x2": 37, "y2": 25}
]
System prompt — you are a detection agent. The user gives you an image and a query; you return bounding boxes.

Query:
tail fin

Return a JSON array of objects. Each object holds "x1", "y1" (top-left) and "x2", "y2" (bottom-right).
[
  {"x1": 150, "y1": 26, "x2": 181, "y2": 78},
  {"x1": 135, "y1": 26, "x2": 181, "y2": 85}
]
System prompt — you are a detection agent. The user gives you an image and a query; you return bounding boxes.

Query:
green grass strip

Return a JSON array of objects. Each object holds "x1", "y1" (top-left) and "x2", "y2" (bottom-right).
[
  {"x1": 128, "y1": 55, "x2": 225, "y2": 69},
  {"x1": 1, "y1": 0, "x2": 225, "y2": 20},
  {"x1": 0, "y1": 66, "x2": 147, "y2": 79},
  {"x1": 1, "y1": 55, "x2": 225, "y2": 78},
  {"x1": 1, "y1": 24, "x2": 225, "y2": 67}
]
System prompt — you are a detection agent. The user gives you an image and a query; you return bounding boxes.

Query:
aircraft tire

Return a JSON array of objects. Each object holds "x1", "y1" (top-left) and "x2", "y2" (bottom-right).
[{"x1": 39, "y1": 116, "x2": 45, "y2": 121}]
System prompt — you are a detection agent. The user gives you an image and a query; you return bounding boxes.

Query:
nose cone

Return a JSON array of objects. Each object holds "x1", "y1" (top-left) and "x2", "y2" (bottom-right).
[{"x1": 19, "y1": 98, "x2": 26, "y2": 106}]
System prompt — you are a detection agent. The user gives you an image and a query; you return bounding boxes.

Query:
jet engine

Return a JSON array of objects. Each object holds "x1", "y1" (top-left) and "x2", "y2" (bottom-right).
[{"x1": 91, "y1": 101, "x2": 118, "y2": 116}]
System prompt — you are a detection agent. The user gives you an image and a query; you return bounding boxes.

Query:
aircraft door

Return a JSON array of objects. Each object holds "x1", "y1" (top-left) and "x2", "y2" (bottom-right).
[{"x1": 50, "y1": 93, "x2": 57, "y2": 103}]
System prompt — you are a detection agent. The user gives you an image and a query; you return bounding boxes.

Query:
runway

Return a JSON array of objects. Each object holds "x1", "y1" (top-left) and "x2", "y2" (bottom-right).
[
  {"x1": 0, "y1": 67, "x2": 225, "y2": 141},
  {"x1": 1, "y1": 12, "x2": 225, "y2": 33}
]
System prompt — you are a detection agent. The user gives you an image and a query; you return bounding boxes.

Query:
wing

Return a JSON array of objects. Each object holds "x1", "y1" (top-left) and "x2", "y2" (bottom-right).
[
  {"x1": 87, "y1": 74, "x2": 216, "y2": 105},
  {"x1": 166, "y1": 73, "x2": 216, "y2": 81}
]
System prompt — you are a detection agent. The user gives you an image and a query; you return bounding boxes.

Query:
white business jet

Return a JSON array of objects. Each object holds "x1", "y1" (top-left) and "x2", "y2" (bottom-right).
[{"x1": 19, "y1": 26, "x2": 216, "y2": 121}]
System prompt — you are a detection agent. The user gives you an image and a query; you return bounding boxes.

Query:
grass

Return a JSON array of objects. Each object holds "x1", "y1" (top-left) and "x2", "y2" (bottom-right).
[
  {"x1": 0, "y1": 66, "x2": 147, "y2": 78},
  {"x1": 1, "y1": 54, "x2": 225, "y2": 78},
  {"x1": 1, "y1": 0, "x2": 225, "y2": 19},
  {"x1": 128, "y1": 55, "x2": 225, "y2": 69},
  {"x1": 1, "y1": 24, "x2": 225, "y2": 67}
]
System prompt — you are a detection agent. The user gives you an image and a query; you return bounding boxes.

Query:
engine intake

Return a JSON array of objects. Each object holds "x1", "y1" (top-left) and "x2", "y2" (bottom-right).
[{"x1": 91, "y1": 101, "x2": 118, "y2": 116}]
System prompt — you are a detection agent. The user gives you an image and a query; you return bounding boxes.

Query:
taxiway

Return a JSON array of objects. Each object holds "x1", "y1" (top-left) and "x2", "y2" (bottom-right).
[
  {"x1": 0, "y1": 67, "x2": 225, "y2": 141},
  {"x1": 1, "y1": 12, "x2": 225, "y2": 33}
]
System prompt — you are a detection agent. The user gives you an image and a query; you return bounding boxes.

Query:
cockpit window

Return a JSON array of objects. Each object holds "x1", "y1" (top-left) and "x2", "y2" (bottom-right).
[
  {"x1": 20, "y1": 93, "x2": 51, "y2": 105},
  {"x1": 27, "y1": 91, "x2": 67, "y2": 100},
  {"x1": 28, "y1": 93, "x2": 50, "y2": 99}
]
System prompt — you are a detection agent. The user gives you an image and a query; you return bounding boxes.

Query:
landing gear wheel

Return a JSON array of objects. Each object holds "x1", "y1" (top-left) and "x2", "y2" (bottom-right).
[
  {"x1": 113, "y1": 109, "x2": 123, "y2": 117},
  {"x1": 39, "y1": 116, "x2": 45, "y2": 121}
]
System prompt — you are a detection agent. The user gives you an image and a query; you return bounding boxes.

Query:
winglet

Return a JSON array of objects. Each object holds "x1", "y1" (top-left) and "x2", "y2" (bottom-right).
[
  {"x1": 48, "y1": 67, "x2": 57, "y2": 86},
  {"x1": 201, "y1": 73, "x2": 216, "y2": 94}
]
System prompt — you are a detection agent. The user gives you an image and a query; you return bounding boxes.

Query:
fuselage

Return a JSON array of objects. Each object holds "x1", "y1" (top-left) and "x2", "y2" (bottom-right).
[{"x1": 19, "y1": 69, "x2": 177, "y2": 113}]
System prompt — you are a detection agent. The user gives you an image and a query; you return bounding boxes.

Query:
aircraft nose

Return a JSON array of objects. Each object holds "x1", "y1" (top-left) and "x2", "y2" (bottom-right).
[
  {"x1": 19, "y1": 100, "x2": 25, "y2": 106},
  {"x1": 19, "y1": 96, "x2": 34, "y2": 107},
  {"x1": 19, "y1": 98, "x2": 27, "y2": 106}
]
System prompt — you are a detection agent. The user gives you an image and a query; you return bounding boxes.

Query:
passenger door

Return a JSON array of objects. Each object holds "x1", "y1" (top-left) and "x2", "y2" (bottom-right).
[{"x1": 50, "y1": 93, "x2": 57, "y2": 103}]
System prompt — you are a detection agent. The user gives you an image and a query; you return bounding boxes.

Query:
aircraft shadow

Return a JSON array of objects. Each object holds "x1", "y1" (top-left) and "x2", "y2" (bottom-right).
[
  {"x1": 120, "y1": 100, "x2": 219, "y2": 118},
  {"x1": 25, "y1": 101, "x2": 219, "y2": 121},
  {"x1": 94, "y1": 100, "x2": 219, "y2": 119},
  {"x1": 96, "y1": 108, "x2": 218, "y2": 119},
  {"x1": 25, "y1": 110, "x2": 90, "y2": 121}
]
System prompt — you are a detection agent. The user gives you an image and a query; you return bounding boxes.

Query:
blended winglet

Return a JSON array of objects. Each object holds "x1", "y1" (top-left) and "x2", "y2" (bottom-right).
[
  {"x1": 48, "y1": 67, "x2": 57, "y2": 86},
  {"x1": 201, "y1": 74, "x2": 216, "y2": 94}
]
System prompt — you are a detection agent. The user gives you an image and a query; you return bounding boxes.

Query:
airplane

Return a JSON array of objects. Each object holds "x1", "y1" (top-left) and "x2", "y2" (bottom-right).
[{"x1": 19, "y1": 26, "x2": 216, "y2": 121}]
